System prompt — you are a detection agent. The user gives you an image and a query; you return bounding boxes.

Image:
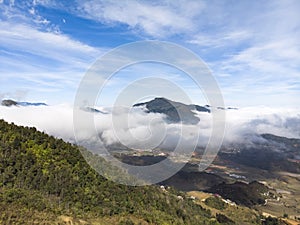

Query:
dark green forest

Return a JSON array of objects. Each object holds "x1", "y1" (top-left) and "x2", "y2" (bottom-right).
[{"x1": 0, "y1": 119, "x2": 221, "y2": 224}]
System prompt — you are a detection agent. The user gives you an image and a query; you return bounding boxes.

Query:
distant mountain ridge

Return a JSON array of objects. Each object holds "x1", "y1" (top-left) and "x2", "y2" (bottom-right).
[
  {"x1": 133, "y1": 97, "x2": 210, "y2": 124},
  {"x1": 220, "y1": 133, "x2": 300, "y2": 174},
  {"x1": 1, "y1": 99, "x2": 47, "y2": 107},
  {"x1": 261, "y1": 133, "x2": 300, "y2": 152},
  {"x1": 80, "y1": 106, "x2": 108, "y2": 114}
]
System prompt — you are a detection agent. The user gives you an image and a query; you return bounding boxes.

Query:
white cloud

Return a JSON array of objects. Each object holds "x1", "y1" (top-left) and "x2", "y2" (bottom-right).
[
  {"x1": 74, "y1": 0, "x2": 205, "y2": 37},
  {"x1": 214, "y1": 37, "x2": 300, "y2": 105},
  {"x1": 0, "y1": 21, "x2": 101, "y2": 64},
  {"x1": 0, "y1": 105, "x2": 299, "y2": 153},
  {"x1": 189, "y1": 30, "x2": 251, "y2": 48},
  {"x1": 0, "y1": 0, "x2": 103, "y2": 77},
  {"x1": 223, "y1": 107, "x2": 300, "y2": 144}
]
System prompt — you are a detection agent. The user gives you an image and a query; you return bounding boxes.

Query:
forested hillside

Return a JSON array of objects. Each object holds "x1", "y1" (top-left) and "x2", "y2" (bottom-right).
[{"x1": 0, "y1": 119, "x2": 219, "y2": 224}]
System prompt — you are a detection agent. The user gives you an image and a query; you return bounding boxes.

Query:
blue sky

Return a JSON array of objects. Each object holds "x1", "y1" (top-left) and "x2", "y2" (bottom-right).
[{"x1": 0, "y1": 0, "x2": 300, "y2": 107}]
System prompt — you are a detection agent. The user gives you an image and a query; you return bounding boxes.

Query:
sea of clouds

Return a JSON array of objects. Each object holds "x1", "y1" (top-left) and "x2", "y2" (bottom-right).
[{"x1": 0, "y1": 104, "x2": 300, "y2": 152}]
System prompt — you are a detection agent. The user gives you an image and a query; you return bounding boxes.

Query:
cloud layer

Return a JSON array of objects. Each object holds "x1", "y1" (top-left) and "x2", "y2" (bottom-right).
[{"x1": 0, "y1": 105, "x2": 299, "y2": 153}]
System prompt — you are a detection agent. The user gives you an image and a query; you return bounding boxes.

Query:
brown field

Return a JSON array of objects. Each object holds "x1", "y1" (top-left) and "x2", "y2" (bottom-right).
[{"x1": 187, "y1": 191, "x2": 212, "y2": 201}]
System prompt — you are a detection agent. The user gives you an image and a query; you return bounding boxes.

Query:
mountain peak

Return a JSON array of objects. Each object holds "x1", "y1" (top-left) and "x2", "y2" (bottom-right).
[
  {"x1": 1, "y1": 99, "x2": 18, "y2": 107},
  {"x1": 1, "y1": 99, "x2": 47, "y2": 107},
  {"x1": 133, "y1": 97, "x2": 210, "y2": 124}
]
